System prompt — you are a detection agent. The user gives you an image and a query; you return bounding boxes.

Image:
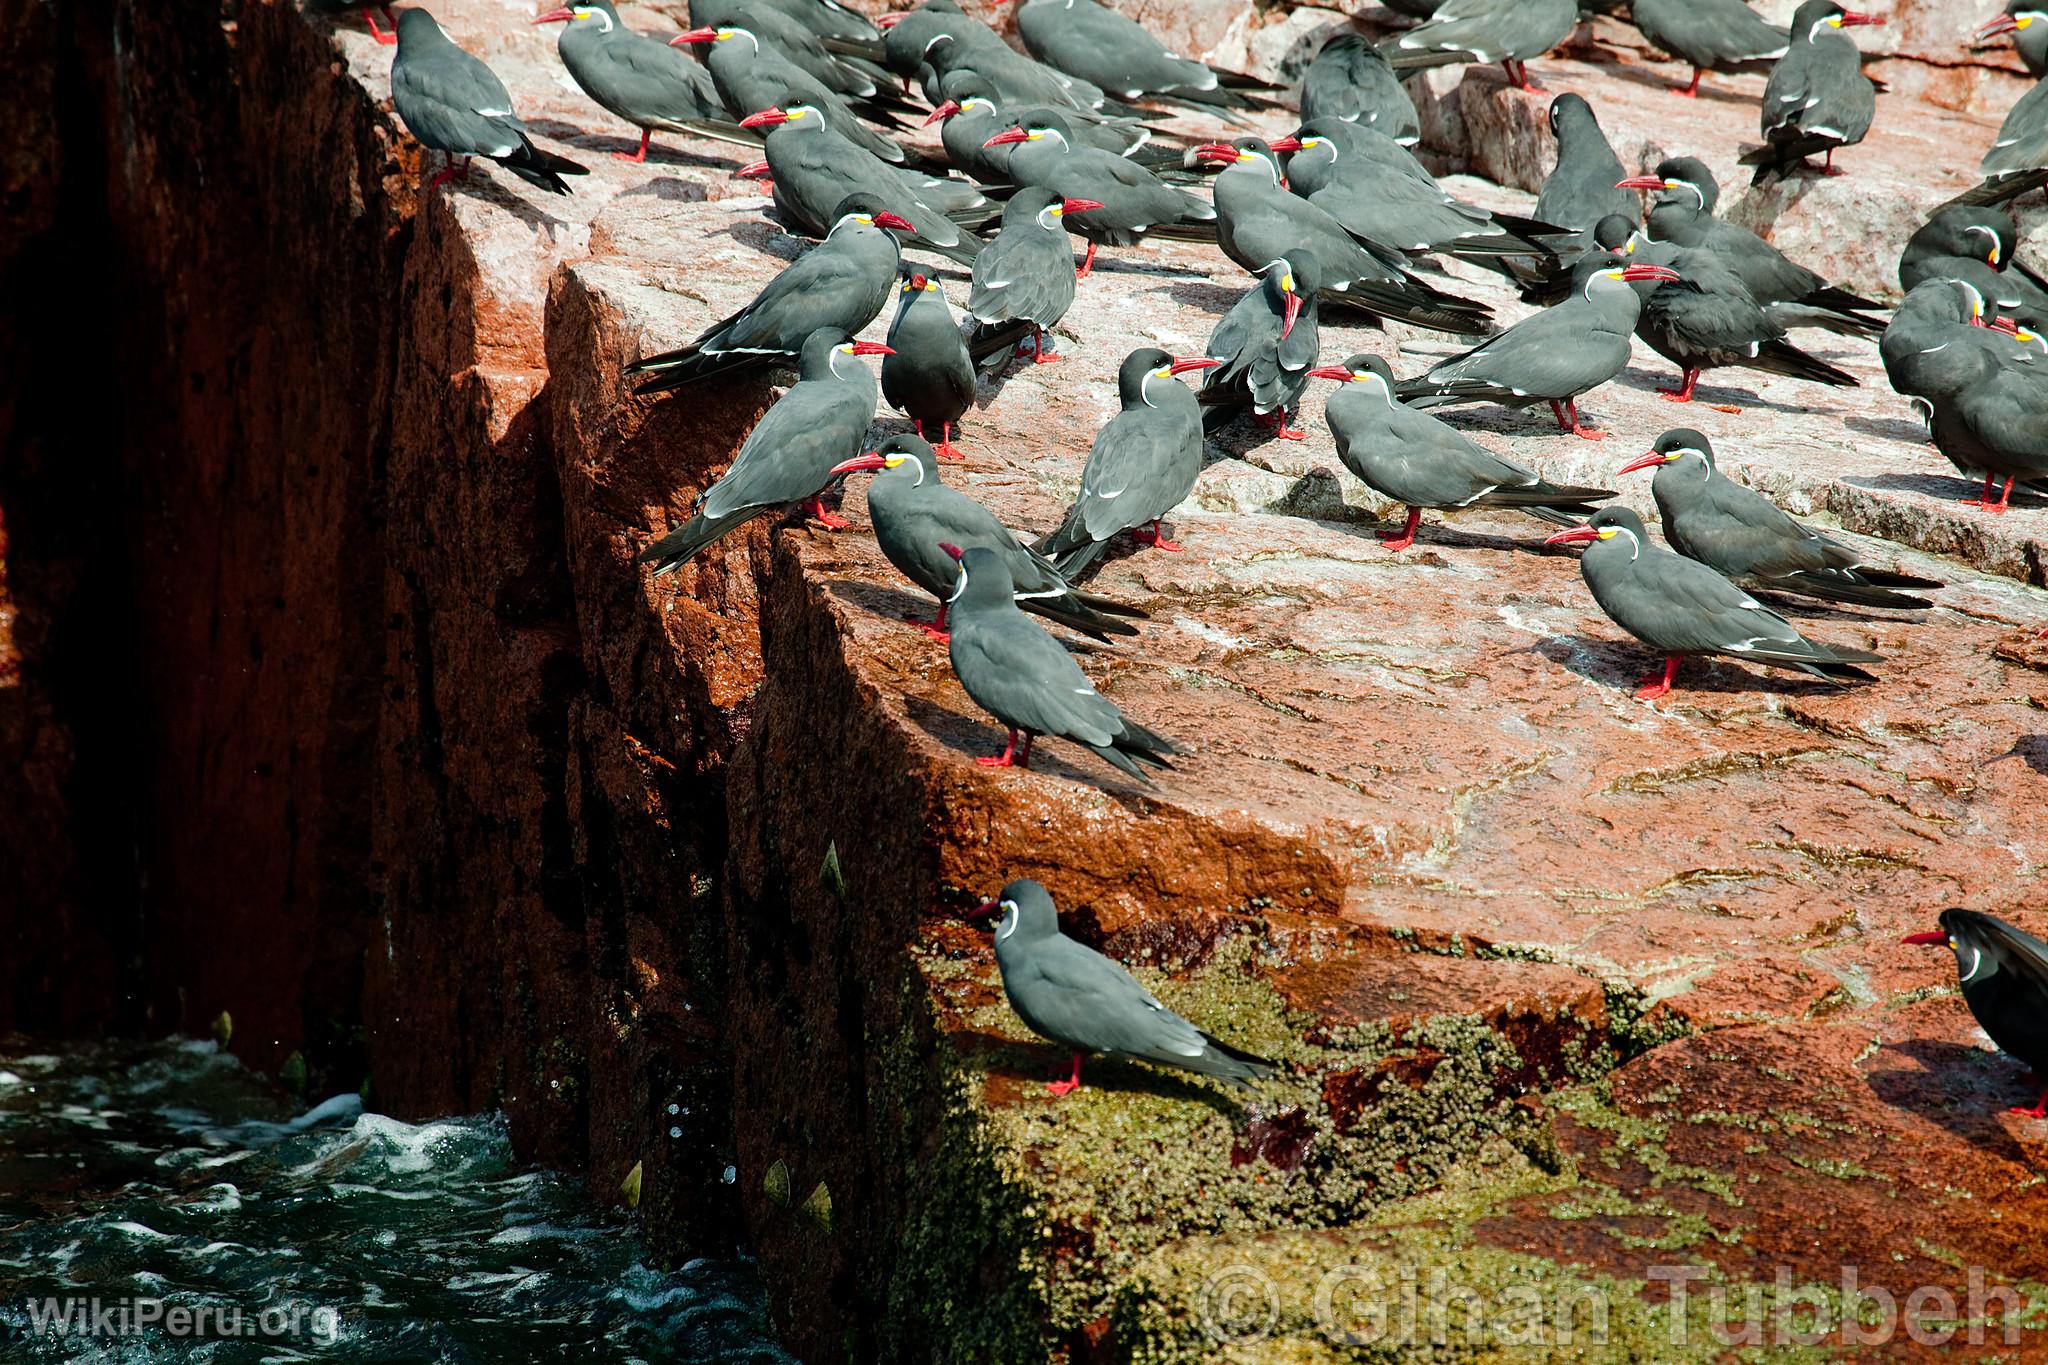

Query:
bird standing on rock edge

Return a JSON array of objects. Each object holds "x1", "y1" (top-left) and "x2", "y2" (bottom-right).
[
  {"x1": 969, "y1": 879, "x2": 1277, "y2": 1099},
  {"x1": 1379, "y1": 0, "x2": 1580, "y2": 93},
  {"x1": 534, "y1": 1, "x2": 741, "y2": 164},
  {"x1": 1742, "y1": 0, "x2": 1884, "y2": 183},
  {"x1": 390, "y1": 9, "x2": 589, "y2": 194},
  {"x1": 941, "y1": 544, "x2": 1180, "y2": 782}
]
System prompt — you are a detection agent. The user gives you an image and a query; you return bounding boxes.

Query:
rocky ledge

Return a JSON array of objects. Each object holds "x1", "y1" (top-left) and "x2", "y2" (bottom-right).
[{"x1": 10, "y1": 0, "x2": 2048, "y2": 1361}]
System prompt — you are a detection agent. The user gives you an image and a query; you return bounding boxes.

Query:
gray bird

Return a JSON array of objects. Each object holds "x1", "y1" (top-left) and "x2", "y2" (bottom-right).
[
  {"x1": 1904, "y1": 908, "x2": 2048, "y2": 1119},
  {"x1": 637, "y1": 329, "x2": 891, "y2": 572},
  {"x1": 971, "y1": 879, "x2": 1276, "y2": 1097},
  {"x1": 1194, "y1": 137, "x2": 1494, "y2": 335},
  {"x1": 1618, "y1": 428, "x2": 1941, "y2": 609},
  {"x1": 1972, "y1": 69, "x2": 2048, "y2": 207},
  {"x1": 1535, "y1": 94, "x2": 1639, "y2": 238},
  {"x1": 942, "y1": 545, "x2": 1179, "y2": 781},
  {"x1": 390, "y1": 10, "x2": 589, "y2": 195},
  {"x1": 1632, "y1": 0, "x2": 1788, "y2": 97},
  {"x1": 967, "y1": 188, "x2": 1099, "y2": 365},
  {"x1": 1881, "y1": 279, "x2": 2048, "y2": 513},
  {"x1": 1199, "y1": 253, "x2": 1323, "y2": 442},
  {"x1": 1740, "y1": 1, "x2": 1883, "y2": 183},
  {"x1": 1623, "y1": 157, "x2": 1886, "y2": 336},
  {"x1": 1395, "y1": 256, "x2": 1681, "y2": 439},
  {"x1": 829, "y1": 434, "x2": 1143, "y2": 641},
  {"x1": 689, "y1": 0, "x2": 899, "y2": 105},
  {"x1": 1310, "y1": 353, "x2": 1612, "y2": 551},
  {"x1": 1035, "y1": 348, "x2": 1222, "y2": 578},
  {"x1": 989, "y1": 113, "x2": 1216, "y2": 279},
  {"x1": 1299, "y1": 32, "x2": 1421, "y2": 146},
  {"x1": 1976, "y1": 5, "x2": 2048, "y2": 79},
  {"x1": 881, "y1": 272, "x2": 976, "y2": 461},
  {"x1": 1280, "y1": 121, "x2": 1562, "y2": 263},
  {"x1": 744, "y1": 104, "x2": 986, "y2": 262},
  {"x1": 1545, "y1": 505, "x2": 1883, "y2": 699},
  {"x1": 1898, "y1": 206, "x2": 2048, "y2": 332},
  {"x1": 925, "y1": 74, "x2": 1169, "y2": 186},
  {"x1": 875, "y1": 6, "x2": 1112, "y2": 115},
  {"x1": 534, "y1": 2, "x2": 742, "y2": 163},
  {"x1": 1379, "y1": 0, "x2": 1579, "y2": 93},
  {"x1": 625, "y1": 193, "x2": 912, "y2": 395},
  {"x1": 1633, "y1": 246, "x2": 1859, "y2": 403},
  {"x1": 673, "y1": 25, "x2": 914, "y2": 166},
  {"x1": 1014, "y1": 0, "x2": 1278, "y2": 110}
]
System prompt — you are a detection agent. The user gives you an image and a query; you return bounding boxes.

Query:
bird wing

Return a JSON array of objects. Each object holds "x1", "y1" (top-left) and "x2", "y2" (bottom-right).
[
  {"x1": 1971, "y1": 913, "x2": 2048, "y2": 1000},
  {"x1": 698, "y1": 383, "x2": 871, "y2": 518},
  {"x1": 1013, "y1": 937, "x2": 1212, "y2": 1061},
  {"x1": 1421, "y1": 303, "x2": 1623, "y2": 399},
  {"x1": 394, "y1": 49, "x2": 527, "y2": 156},
  {"x1": 970, "y1": 230, "x2": 1072, "y2": 327},
  {"x1": 1759, "y1": 45, "x2": 1818, "y2": 141},
  {"x1": 1667, "y1": 471, "x2": 1834, "y2": 577},
  {"x1": 716, "y1": 243, "x2": 887, "y2": 353},
  {"x1": 1593, "y1": 544, "x2": 1820, "y2": 659},
  {"x1": 589, "y1": 30, "x2": 724, "y2": 123},
  {"x1": 1075, "y1": 406, "x2": 1199, "y2": 539}
]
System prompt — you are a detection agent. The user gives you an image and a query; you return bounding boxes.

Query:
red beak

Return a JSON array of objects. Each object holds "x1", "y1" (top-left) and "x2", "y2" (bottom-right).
[
  {"x1": 1992, "y1": 315, "x2": 2022, "y2": 334},
  {"x1": 739, "y1": 107, "x2": 790, "y2": 128},
  {"x1": 877, "y1": 11, "x2": 908, "y2": 27},
  {"x1": 1620, "y1": 264, "x2": 1681, "y2": 283},
  {"x1": 1837, "y1": 11, "x2": 1884, "y2": 26},
  {"x1": 1168, "y1": 356, "x2": 1223, "y2": 376},
  {"x1": 532, "y1": 7, "x2": 574, "y2": 23},
  {"x1": 872, "y1": 210, "x2": 916, "y2": 232},
  {"x1": 1060, "y1": 197, "x2": 1104, "y2": 215},
  {"x1": 966, "y1": 898, "x2": 1000, "y2": 919},
  {"x1": 670, "y1": 26, "x2": 719, "y2": 45},
  {"x1": 849, "y1": 341, "x2": 895, "y2": 357},
  {"x1": 1280, "y1": 289, "x2": 1303, "y2": 340},
  {"x1": 1267, "y1": 136, "x2": 1304, "y2": 154},
  {"x1": 1191, "y1": 142, "x2": 1239, "y2": 165},
  {"x1": 1617, "y1": 450, "x2": 1666, "y2": 476},
  {"x1": 924, "y1": 100, "x2": 961, "y2": 127},
  {"x1": 1305, "y1": 365, "x2": 1354, "y2": 381},
  {"x1": 1615, "y1": 175, "x2": 1666, "y2": 191},
  {"x1": 1543, "y1": 526, "x2": 1600, "y2": 547},
  {"x1": 1978, "y1": 14, "x2": 2021, "y2": 39},
  {"x1": 1902, "y1": 930, "x2": 1949, "y2": 945},
  {"x1": 734, "y1": 160, "x2": 771, "y2": 179},
  {"x1": 829, "y1": 452, "x2": 890, "y2": 477},
  {"x1": 982, "y1": 127, "x2": 1030, "y2": 148},
  {"x1": 939, "y1": 541, "x2": 964, "y2": 561}
]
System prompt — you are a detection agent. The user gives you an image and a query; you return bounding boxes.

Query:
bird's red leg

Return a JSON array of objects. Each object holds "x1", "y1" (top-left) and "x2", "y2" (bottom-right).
[
  {"x1": 1659, "y1": 368, "x2": 1700, "y2": 403},
  {"x1": 935, "y1": 421, "x2": 965, "y2": 463},
  {"x1": 1260, "y1": 407, "x2": 1307, "y2": 441},
  {"x1": 428, "y1": 154, "x2": 469, "y2": 191},
  {"x1": 1559, "y1": 398, "x2": 1604, "y2": 441},
  {"x1": 1076, "y1": 240, "x2": 1097, "y2": 281},
  {"x1": 615, "y1": 127, "x2": 651, "y2": 163},
  {"x1": 2011, "y1": 1085, "x2": 2048, "y2": 1119},
  {"x1": 1675, "y1": 67, "x2": 1702, "y2": 97},
  {"x1": 801, "y1": 494, "x2": 851, "y2": 530},
  {"x1": 1131, "y1": 519, "x2": 1184, "y2": 552},
  {"x1": 1380, "y1": 505, "x2": 1422, "y2": 552},
  {"x1": 1821, "y1": 147, "x2": 1844, "y2": 177},
  {"x1": 1016, "y1": 733, "x2": 1034, "y2": 769},
  {"x1": 364, "y1": 5, "x2": 397, "y2": 43},
  {"x1": 977, "y1": 727, "x2": 1022, "y2": 767},
  {"x1": 904, "y1": 601, "x2": 949, "y2": 641},
  {"x1": 1033, "y1": 327, "x2": 1061, "y2": 364},
  {"x1": 1046, "y1": 1053, "x2": 1082, "y2": 1098},
  {"x1": 1635, "y1": 655, "x2": 1680, "y2": 701},
  {"x1": 1963, "y1": 474, "x2": 2013, "y2": 513}
]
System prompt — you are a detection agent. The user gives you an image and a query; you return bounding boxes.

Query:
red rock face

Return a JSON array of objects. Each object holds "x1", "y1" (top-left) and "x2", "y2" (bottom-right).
[{"x1": 9, "y1": 0, "x2": 2048, "y2": 1359}]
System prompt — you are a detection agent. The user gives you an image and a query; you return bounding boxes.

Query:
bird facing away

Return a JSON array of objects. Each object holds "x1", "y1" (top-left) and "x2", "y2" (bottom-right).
[
  {"x1": 1544, "y1": 505, "x2": 1883, "y2": 700},
  {"x1": 1310, "y1": 354, "x2": 1613, "y2": 551},
  {"x1": 828, "y1": 434, "x2": 1143, "y2": 641},
  {"x1": 1905, "y1": 908, "x2": 2048, "y2": 1118},
  {"x1": 942, "y1": 545, "x2": 1180, "y2": 782},
  {"x1": 390, "y1": 10, "x2": 589, "y2": 194},
  {"x1": 1618, "y1": 429, "x2": 1941, "y2": 610},
  {"x1": 971, "y1": 879, "x2": 1278, "y2": 1098},
  {"x1": 1742, "y1": 1, "x2": 1883, "y2": 183},
  {"x1": 1536, "y1": 94, "x2": 1639, "y2": 235},
  {"x1": 1035, "y1": 348, "x2": 1222, "y2": 578},
  {"x1": 1299, "y1": 32, "x2": 1420, "y2": 146},
  {"x1": 636, "y1": 329, "x2": 891, "y2": 573}
]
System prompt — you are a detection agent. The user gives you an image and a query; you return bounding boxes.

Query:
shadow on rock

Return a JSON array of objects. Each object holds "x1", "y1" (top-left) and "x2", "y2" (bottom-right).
[
  {"x1": 899, "y1": 694, "x2": 1160, "y2": 799},
  {"x1": 958, "y1": 1031, "x2": 1250, "y2": 1118},
  {"x1": 1867, "y1": 1038, "x2": 2040, "y2": 1164},
  {"x1": 1850, "y1": 471, "x2": 2048, "y2": 508},
  {"x1": 1988, "y1": 736, "x2": 2048, "y2": 776},
  {"x1": 1530, "y1": 635, "x2": 1870, "y2": 698}
]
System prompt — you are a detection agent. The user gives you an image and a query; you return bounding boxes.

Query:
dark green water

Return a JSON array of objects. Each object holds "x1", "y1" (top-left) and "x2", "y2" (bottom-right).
[{"x1": 0, "y1": 1041, "x2": 793, "y2": 1363}]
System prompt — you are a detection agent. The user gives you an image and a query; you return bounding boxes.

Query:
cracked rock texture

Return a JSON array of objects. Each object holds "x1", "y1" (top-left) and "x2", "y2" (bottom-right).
[{"x1": 8, "y1": 0, "x2": 2048, "y2": 1360}]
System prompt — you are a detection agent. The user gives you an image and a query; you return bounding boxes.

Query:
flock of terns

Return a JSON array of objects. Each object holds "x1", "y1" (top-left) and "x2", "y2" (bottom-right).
[{"x1": 332, "y1": 0, "x2": 2048, "y2": 1104}]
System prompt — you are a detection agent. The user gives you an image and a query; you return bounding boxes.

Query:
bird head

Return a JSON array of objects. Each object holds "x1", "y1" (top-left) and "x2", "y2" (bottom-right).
[
  {"x1": 671, "y1": 25, "x2": 752, "y2": 49},
  {"x1": 1057, "y1": 197, "x2": 1104, "y2": 217},
  {"x1": 1544, "y1": 505, "x2": 1645, "y2": 551},
  {"x1": 1264, "y1": 253, "x2": 1321, "y2": 338},
  {"x1": 1903, "y1": 909, "x2": 1998, "y2": 988},
  {"x1": 923, "y1": 100, "x2": 962, "y2": 127},
  {"x1": 1305, "y1": 353, "x2": 1396, "y2": 392},
  {"x1": 829, "y1": 194, "x2": 916, "y2": 235},
  {"x1": 1546, "y1": 92, "x2": 1592, "y2": 136},
  {"x1": 969, "y1": 880, "x2": 1059, "y2": 942},
  {"x1": 829, "y1": 433, "x2": 935, "y2": 483},
  {"x1": 532, "y1": 5, "x2": 613, "y2": 30},
  {"x1": 901, "y1": 272, "x2": 939, "y2": 296},
  {"x1": 1192, "y1": 138, "x2": 1281, "y2": 182},
  {"x1": 739, "y1": 104, "x2": 818, "y2": 129},
  {"x1": 1977, "y1": 11, "x2": 2043, "y2": 41},
  {"x1": 1619, "y1": 429, "x2": 1714, "y2": 477},
  {"x1": 1824, "y1": 5, "x2": 1886, "y2": 29}
]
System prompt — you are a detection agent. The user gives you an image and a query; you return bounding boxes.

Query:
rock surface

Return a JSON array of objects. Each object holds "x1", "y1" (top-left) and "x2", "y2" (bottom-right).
[{"x1": 9, "y1": 0, "x2": 2048, "y2": 1361}]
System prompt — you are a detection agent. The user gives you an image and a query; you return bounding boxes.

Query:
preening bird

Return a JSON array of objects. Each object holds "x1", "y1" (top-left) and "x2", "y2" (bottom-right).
[{"x1": 1199, "y1": 253, "x2": 1324, "y2": 442}]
